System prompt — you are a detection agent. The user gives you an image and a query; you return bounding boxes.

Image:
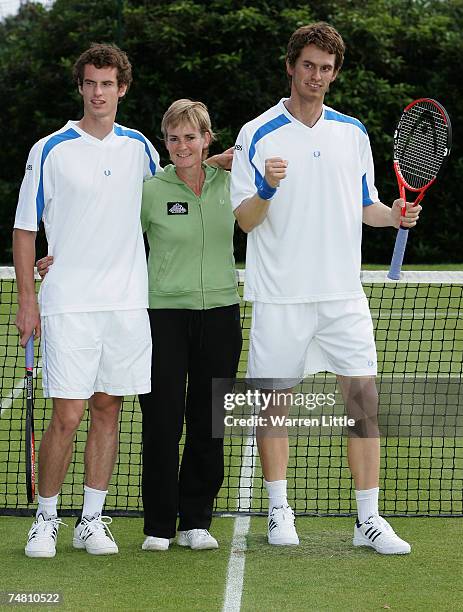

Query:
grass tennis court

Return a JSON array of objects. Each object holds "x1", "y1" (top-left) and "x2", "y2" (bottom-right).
[
  {"x1": 1, "y1": 268, "x2": 462, "y2": 610},
  {"x1": 1, "y1": 517, "x2": 462, "y2": 611}
]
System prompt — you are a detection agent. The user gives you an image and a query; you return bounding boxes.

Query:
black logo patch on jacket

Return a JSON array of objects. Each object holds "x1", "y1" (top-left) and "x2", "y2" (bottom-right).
[{"x1": 167, "y1": 202, "x2": 189, "y2": 215}]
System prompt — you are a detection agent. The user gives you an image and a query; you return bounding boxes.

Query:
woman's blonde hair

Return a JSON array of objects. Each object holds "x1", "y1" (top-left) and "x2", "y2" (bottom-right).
[{"x1": 161, "y1": 99, "x2": 216, "y2": 143}]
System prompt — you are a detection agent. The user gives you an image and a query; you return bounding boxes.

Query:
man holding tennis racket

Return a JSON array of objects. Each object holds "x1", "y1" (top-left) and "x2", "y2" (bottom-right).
[
  {"x1": 13, "y1": 44, "x2": 157, "y2": 558},
  {"x1": 231, "y1": 22, "x2": 420, "y2": 554},
  {"x1": 14, "y1": 45, "x2": 232, "y2": 559}
]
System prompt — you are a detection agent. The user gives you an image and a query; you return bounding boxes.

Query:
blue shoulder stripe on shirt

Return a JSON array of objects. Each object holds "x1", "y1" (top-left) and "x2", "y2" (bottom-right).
[
  {"x1": 36, "y1": 128, "x2": 81, "y2": 226},
  {"x1": 324, "y1": 109, "x2": 367, "y2": 135},
  {"x1": 113, "y1": 125, "x2": 157, "y2": 175},
  {"x1": 249, "y1": 114, "x2": 291, "y2": 187},
  {"x1": 362, "y1": 173, "x2": 374, "y2": 206}
]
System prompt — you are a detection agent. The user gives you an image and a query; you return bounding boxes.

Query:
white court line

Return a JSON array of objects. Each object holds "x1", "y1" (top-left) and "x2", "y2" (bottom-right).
[
  {"x1": 222, "y1": 433, "x2": 257, "y2": 612},
  {"x1": 0, "y1": 362, "x2": 42, "y2": 416}
]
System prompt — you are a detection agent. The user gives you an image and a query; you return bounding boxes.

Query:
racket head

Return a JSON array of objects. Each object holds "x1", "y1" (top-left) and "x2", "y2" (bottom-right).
[
  {"x1": 25, "y1": 336, "x2": 35, "y2": 503},
  {"x1": 394, "y1": 98, "x2": 452, "y2": 192}
]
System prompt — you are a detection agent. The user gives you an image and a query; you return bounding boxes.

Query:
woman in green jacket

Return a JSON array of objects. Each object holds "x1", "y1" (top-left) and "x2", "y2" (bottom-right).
[{"x1": 140, "y1": 100, "x2": 242, "y2": 551}]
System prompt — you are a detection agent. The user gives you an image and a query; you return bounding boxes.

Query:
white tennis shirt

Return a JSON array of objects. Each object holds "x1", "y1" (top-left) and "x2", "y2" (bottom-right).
[
  {"x1": 231, "y1": 99, "x2": 379, "y2": 303},
  {"x1": 14, "y1": 121, "x2": 159, "y2": 316}
]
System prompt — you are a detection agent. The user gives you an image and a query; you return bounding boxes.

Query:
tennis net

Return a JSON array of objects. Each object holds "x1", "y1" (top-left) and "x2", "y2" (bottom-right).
[{"x1": 1, "y1": 268, "x2": 462, "y2": 516}]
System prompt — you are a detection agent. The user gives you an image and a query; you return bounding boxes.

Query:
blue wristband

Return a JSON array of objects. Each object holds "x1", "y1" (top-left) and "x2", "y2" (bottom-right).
[{"x1": 257, "y1": 177, "x2": 277, "y2": 200}]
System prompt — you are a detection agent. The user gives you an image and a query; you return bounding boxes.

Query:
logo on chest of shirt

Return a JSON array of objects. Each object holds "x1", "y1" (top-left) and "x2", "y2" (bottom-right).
[
  {"x1": 104, "y1": 169, "x2": 111, "y2": 176},
  {"x1": 167, "y1": 202, "x2": 189, "y2": 215},
  {"x1": 313, "y1": 150, "x2": 321, "y2": 158}
]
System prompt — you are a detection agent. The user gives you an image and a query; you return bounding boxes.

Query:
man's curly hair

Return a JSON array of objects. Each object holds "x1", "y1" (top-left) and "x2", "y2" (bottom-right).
[{"x1": 73, "y1": 43, "x2": 132, "y2": 90}]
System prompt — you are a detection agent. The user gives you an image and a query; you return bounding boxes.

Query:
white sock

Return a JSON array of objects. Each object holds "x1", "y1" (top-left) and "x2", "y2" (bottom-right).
[
  {"x1": 82, "y1": 485, "x2": 108, "y2": 518},
  {"x1": 37, "y1": 493, "x2": 59, "y2": 518},
  {"x1": 355, "y1": 487, "x2": 379, "y2": 523},
  {"x1": 264, "y1": 479, "x2": 288, "y2": 512}
]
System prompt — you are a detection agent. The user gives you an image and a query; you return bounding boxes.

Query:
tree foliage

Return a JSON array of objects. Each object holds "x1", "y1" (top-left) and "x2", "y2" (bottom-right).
[{"x1": 1, "y1": 0, "x2": 461, "y2": 263}]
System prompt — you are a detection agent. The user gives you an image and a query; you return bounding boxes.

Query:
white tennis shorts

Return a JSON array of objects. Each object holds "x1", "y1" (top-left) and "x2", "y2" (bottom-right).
[
  {"x1": 247, "y1": 298, "x2": 377, "y2": 387},
  {"x1": 41, "y1": 309, "x2": 151, "y2": 399}
]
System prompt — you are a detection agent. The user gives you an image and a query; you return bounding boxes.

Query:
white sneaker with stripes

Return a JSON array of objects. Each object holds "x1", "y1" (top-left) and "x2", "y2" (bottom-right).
[
  {"x1": 353, "y1": 515, "x2": 411, "y2": 554},
  {"x1": 25, "y1": 512, "x2": 67, "y2": 558},
  {"x1": 268, "y1": 505, "x2": 299, "y2": 546},
  {"x1": 73, "y1": 513, "x2": 119, "y2": 555}
]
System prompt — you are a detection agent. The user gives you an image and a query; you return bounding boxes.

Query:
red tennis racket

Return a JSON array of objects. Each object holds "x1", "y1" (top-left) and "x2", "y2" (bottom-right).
[{"x1": 388, "y1": 98, "x2": 452, "y2": 280}]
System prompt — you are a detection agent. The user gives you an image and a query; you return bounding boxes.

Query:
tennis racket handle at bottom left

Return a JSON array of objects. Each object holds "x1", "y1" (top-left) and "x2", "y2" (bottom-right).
[
  {"x1": 388, "y1": 227, "x2": 409, "y2": 280},
  {"x1": 25, "y1": 336, "x2": 34, "y2": 369}
]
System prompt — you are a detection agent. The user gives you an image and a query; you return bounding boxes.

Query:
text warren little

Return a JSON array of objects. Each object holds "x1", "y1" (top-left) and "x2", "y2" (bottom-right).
[{"x1": 224, "y1": 415, "x2": 355, "y2": 427}]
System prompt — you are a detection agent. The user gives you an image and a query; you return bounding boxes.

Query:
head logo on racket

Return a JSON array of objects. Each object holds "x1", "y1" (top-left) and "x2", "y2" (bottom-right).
[{"x1": 388, "y1": 98, "x2": 452, "y2": 280}]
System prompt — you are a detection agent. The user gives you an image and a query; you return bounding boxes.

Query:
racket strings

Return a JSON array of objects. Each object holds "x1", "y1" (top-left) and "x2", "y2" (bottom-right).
[
  {"x1": 398, "y1": 130, "x2": 447, "y2": 185},
  {"x1": 395, "y1": 101, "x2": 449, "y2": 189}
]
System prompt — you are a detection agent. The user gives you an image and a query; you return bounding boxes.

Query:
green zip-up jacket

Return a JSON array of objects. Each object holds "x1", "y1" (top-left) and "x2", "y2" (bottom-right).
[{"x1": 141, "y1": 163, "x2": 239, "y2": 309}]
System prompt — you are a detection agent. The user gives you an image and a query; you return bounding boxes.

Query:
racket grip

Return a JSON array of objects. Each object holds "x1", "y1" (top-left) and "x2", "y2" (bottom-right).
[
  {"x1": 388, "y1": 227, "x2": 409, "y2": 280},
  {"x1": 25, "y1": 336, "x2": 34, "y2": 369}
]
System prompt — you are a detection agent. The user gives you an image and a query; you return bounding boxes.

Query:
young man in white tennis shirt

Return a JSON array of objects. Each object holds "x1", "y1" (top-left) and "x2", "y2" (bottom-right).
[
  {"x1": 231, "y1": 23, "x2": 421, "y2": 553},
  {"x1": 13, "y1": 44, "x2": 157, "y2": 557}
]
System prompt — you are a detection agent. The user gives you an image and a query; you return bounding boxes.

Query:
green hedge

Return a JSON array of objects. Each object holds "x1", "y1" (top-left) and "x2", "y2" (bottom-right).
[{"x1": 1, "y1": 0, "x2": 461, "y2": 263}]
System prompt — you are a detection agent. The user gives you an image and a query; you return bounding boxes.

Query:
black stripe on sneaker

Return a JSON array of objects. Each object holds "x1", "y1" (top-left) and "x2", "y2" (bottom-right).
[
  {"x1": 365, "y1": 526, "x2": 374, "y2": 536},
  {"x1": 268, "y1": 519, "x2": 278, "y2": 533},
  {"x1": 371, "y1": 531, "x2": 382, "y2": 542}
]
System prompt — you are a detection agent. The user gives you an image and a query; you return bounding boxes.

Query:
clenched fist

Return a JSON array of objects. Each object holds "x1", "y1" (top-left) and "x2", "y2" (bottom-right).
[{"x1": 264, "y1": 157, "x2": 288, "y2": 188}]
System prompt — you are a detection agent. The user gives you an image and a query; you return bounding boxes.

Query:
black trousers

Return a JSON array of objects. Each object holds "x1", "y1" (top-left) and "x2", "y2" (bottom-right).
[{"x1": 139, "y1": 305, "x2": 242, "y2": 538}]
